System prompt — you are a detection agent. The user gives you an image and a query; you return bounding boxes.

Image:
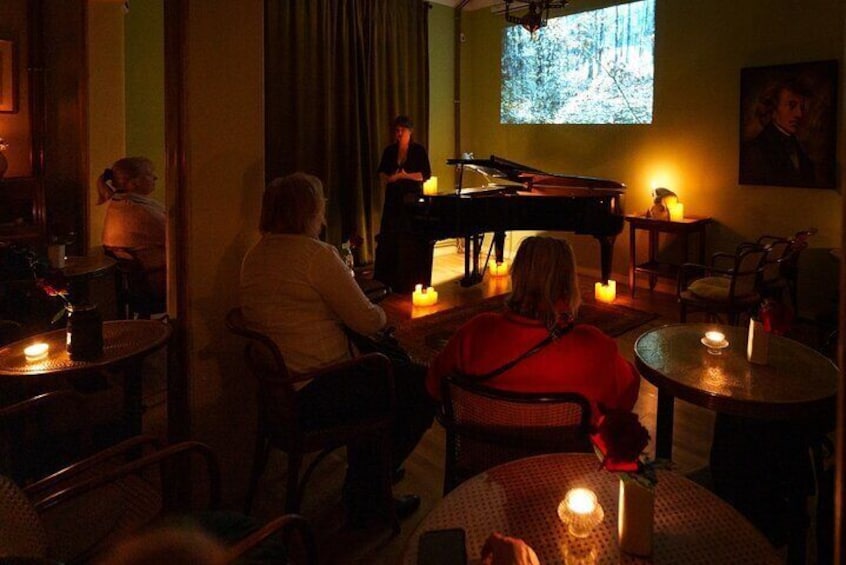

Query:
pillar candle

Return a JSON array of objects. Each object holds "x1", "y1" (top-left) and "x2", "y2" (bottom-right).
[
  {"x1": 594, "y1": 280, "x2": 616, "y2": 303},
  {"x1": 412, "y1": 284, "x2": 438, "y2": 306}
]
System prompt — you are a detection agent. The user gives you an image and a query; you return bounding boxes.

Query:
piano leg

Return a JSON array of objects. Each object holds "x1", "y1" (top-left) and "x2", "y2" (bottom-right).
[
  {"x1": 493, "y1": 231, "x2": 506, "y2": 263},
  {"x1": 595, "y1": 234, "x2": 616, "y2": 284},
  {"x1": 460, "y1": 233, "x2": 485, "y2": 287}
]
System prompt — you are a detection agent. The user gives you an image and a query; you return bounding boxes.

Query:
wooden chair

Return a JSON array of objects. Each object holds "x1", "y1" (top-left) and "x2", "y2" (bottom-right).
[
  {"x1": 744, "y1": 236, "x2": 792, "y2": 301},
  {"x1": 1, "y1": 391, "x2": 93, "y2": 485},
  {"x1": 0, "y1": 437, "x2": 220, "y2": 564},
  {"x1": 438, "y1": 373, "x2": 593, "y2": 495},
  {"x1": 102, "y1": 246, "x2": 165, "y2": 319},
  {"x1": 224, "y1": 307, "x2": 397, "y2": 530},
  {"x1": 677, "y1": 243, "x2": 769, "y2": 325},
  {"x1": 758, "y1": 228, "x2": 817, "y2": 311},
  {"x1": 225, "y1": 513, "x2": 318, "y2": 565}
]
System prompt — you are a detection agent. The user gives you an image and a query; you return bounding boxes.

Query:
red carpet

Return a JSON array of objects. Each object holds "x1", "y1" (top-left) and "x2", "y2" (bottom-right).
[{"x1": 394, "y1": 295, "x2": 658, "y2": 365}]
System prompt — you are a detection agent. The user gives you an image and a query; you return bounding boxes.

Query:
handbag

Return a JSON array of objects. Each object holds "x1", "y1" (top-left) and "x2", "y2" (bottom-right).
[{"x1": 471, "y1": 318, "x2": 575, "y2": 382}]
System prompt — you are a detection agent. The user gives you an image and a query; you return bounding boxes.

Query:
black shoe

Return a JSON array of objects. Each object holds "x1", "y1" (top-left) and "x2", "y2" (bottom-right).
[
  {"x1": 392, "y1": 465, "x2": 406, "y2": 484},
  {"x1": 394, "y1": 494, "x2": 421, "y2": 520}
]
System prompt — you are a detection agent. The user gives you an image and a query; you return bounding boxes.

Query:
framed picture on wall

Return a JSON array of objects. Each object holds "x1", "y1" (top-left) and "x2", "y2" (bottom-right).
[
  {"x1": 738, "y1": 59, "x2": 837, "y2": 189},
  {"x1": 0, "y1": 39, "x2": 17, "y2": 113}
]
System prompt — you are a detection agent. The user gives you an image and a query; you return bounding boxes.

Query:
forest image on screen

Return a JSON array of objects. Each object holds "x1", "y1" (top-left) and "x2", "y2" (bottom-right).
[{"x1": 501, "y1": 0, "x2": 654, "y2": 125}]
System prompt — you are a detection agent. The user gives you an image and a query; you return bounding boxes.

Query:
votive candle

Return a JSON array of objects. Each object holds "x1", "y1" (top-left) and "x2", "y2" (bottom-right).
[
  {"x1": 668, "y1": 202, "x2": 684, "y2": 222},
  {"x1": 704, "y1": 331, "x2": 725, "y2": 346},
  {"x1": 491, "y1": 261, "x2": 509, "y2": 277},
  {"x1": 558, "y1": 487, "x2": 604, "y2": 538},
  {"x1": 24, "y1": 342, "x2": 49, "y2": 362}
]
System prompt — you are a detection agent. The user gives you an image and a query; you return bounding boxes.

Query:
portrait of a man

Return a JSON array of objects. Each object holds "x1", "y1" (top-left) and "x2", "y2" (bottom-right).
[{"x1": 739, "y1": 60, "x2": 837, "y2": 189}]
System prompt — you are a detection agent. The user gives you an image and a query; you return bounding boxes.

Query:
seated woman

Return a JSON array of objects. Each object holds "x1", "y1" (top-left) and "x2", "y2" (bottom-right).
[
  {"x1": 427, "y1": 236, "x2": 640, "y2": 421},
  {"x1": 97, "y1": 157, "x2": 167, "y2": 308},
  {"x1": 239, "y1": 172, "x2": 433, "y2": 524}
]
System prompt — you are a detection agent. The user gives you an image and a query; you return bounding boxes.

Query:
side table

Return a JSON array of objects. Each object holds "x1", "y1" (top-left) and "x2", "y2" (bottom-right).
[{"x1": 626, "y1": 215, "x2": 711, "y2": 296}]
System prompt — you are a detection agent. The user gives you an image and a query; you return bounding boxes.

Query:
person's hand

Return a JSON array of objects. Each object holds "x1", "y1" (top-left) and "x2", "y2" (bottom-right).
[
  {"x1": 388, "y1": 169, "x2": 408, "y2": 183},
  {"x1": 480, "y1": 532, "x2": 540, "y2": 565}
]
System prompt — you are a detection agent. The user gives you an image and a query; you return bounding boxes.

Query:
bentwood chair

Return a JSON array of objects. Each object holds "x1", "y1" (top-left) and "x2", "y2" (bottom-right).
[
  {"x1": 438, "y1": 373, "x2": 593, "y2": 495},
  {"x1": 757, "y1": 228, "x2": 817, "y2": 311},
  {"x1": 103, "y1": 246, "x2": 166, "y2": 319},
  {"x1": 224, "y1": 307, "x2": 397, "y2": 531},
  {"x1": 0, "y1": 437, "x2": 220, "y2": 564},
  {"x1": 677, "y1": 243, "x2": 769, "y2": 325}
]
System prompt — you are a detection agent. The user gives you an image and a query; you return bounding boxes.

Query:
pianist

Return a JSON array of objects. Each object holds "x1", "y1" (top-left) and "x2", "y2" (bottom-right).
[
  {"x1": 426, "y1": 236, "x2": 640, "y2": 422},
  {"x1": 374, "y1": 115, "x2": 432, "y2": 292}
]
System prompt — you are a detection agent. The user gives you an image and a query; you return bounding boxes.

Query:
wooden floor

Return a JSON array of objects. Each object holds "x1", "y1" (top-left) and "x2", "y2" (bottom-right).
[{"x1": 232, "y1": 249, "x2": 724, "y2": 564}]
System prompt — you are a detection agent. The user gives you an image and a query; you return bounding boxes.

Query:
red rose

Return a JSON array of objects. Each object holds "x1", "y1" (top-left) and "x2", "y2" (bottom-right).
[{"x1": 590, "y1": 409, "x2": 650, "y2": 473}]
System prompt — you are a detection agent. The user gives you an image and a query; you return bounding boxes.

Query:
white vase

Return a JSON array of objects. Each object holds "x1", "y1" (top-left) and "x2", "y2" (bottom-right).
[{"x1": 618, "y1": 476, "x2": 654, "y2": 557}]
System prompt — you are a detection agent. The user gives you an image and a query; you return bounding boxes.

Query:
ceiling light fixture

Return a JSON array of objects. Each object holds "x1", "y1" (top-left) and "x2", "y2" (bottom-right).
[{"x1": 504, "y1": 0, "x2": 570, "y2": 35}]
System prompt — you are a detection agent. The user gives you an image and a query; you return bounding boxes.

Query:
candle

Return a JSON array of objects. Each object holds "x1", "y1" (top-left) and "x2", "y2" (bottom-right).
[
  {"x1": 668, "y1": 201, "x2": 684, "y2": 222},
  {"x1": 412, "y1": 284, "x2": 439, "y2": 307},
  {"x1": 423, "y1": 176, "x2": 438, "y2": 195},
  {"x1": 558, "y1": 487, "x2": 604, "y2": 538},
  {"x1": 701, "y1": 330, "x2": 729, "y2": 355},
  {"x1": 594, "y1": 280, "x2": 616, "y2": 303},
  {"x1": 491, "y1": 261, "x2": 509, "y2": 277},
  {"x1": 24, "y1": 342, "x2": 49, "y2": 362}
]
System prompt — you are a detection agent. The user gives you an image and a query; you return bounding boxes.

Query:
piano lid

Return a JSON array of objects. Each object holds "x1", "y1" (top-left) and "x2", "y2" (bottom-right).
[{"x1": 447, "y1": 154, "x2": 625, "y2": 192}]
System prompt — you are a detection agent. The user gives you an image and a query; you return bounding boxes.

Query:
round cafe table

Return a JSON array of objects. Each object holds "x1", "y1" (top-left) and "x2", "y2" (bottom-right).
[
  {"x1": 0, "y1": 320, "x2": 172, "y2": 438},
  {"x1": 634, "y1": 323, "x2": 838, "y2": 460},
  {"x1": 404, "y1": 453, "x2": 780, "y2": 564}
]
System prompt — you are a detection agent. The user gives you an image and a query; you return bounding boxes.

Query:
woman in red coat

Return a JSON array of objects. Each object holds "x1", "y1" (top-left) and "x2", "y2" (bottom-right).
[{"x1": 427, "y1": 236, "x2": 640, "y2": 422}]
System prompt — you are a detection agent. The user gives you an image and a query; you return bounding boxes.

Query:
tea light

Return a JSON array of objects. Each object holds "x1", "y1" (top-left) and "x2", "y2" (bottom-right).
[
  {"x1": 668, "y1": 201, "x2": 684, "y2": 222},
  {"x1": 423, "y1": 176, "x2": 439, "y2": 195},
  {"x1": 558, "y1": 488, "x2": 604, "y2": 538},
  {"x1": 701, "y1": 330, "x2": 729, "y2": 355},
  {"x1": 491, "y1": 261, "x2": 509, "y2": 277},
  {"x1": 24, "y1": 342, "x2": 49, "y2": 362},
  {"x1": 412, "y1": 284, "x2": 438, "y2": 307},
  {"x1": 594, "y1": 280, "x2": 616, "y2": 303}
]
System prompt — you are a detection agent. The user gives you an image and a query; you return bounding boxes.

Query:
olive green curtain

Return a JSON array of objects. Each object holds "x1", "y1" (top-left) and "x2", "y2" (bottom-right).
[{"x1": 265, "y1": 0, "x2": 430, "y2": 263}]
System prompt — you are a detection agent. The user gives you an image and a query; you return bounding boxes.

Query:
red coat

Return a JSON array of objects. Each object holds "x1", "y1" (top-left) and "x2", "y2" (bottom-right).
[{"x1": 426, "y1": 311, "x2": 640, "y2": 424}]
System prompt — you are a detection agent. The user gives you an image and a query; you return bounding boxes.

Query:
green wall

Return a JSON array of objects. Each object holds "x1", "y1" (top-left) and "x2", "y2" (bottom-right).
[
  {"x1": 428, "y1": 2, "x2": 456, "y2": 192},
  {"x1": 443, "y1": 0, "x2": 844, "y2": 316}
]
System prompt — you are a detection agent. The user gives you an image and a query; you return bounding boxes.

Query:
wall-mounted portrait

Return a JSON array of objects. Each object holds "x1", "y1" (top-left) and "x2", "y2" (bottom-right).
[{"x1": 738, "y1": 60, "x2": 837, "y2": 189}]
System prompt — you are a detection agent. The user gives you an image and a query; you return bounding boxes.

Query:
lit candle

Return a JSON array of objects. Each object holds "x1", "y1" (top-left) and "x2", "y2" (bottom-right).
[
  {"x1": 412, "y1": 284, "x2": 439, "y2": 307},
  {"x1": 491, "y1": 261, "x2": 509, "y2": 277},
  {"x1": 594, "y1": 280, "x2": 616, "y2": 303},
  {"x1": 422, "y1": 176, "x2": 439, "y2": 195},
  {"x1": 558, "y1": 487, "x2": 604, "y2": 538},
  {"x1": 668, "y1": 201, "x2": 684, "y2": 222},
  {"x1": 24, "y1": 342, "x2": 49, "y2": 362},
  {"x1": 701, "y1": 330, "x2": 729, "y2": 355}
]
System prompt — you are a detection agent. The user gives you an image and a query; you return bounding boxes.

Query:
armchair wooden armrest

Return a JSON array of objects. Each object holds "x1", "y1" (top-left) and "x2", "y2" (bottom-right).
[
  {"x1": 28, "y1": 441, "x2": 221, "y2": 514},
  {"x1": 677, "y1": 262, "x2": 710, "y2": 293},
  {"x1": 24, "y1": 434, "x2": 162, "y2": 498}
]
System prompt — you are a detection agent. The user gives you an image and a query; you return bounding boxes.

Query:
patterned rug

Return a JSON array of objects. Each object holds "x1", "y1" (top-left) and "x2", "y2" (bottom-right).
[{"x1": 394, "y1": 295, "x2": 659, "y2": 365}]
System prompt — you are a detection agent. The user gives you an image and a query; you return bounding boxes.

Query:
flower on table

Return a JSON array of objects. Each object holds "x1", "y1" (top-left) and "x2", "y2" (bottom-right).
[
  {"x1": 590, "y1": 407, "x2": 658, "y2": 487},
  {"x1": 36, "y1": 269, "x2": 71, "y2": 324}
]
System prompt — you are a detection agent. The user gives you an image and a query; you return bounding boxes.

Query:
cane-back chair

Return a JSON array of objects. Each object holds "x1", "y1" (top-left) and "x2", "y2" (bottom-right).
[
  {"x1": 224, "y1": 307, "x2": 397, "y2": 530},
  {"x1": 0, "y1": 437, "x2": 220, "y2": 564},
  {"x1": 758, "y1": 228, "x2": 817, "y2": 311},
  {"x1": 103, "y1": 246, "x2": 166, "y2": 319},
  {"x1": 677, "y1": 243, "x2": 769, "y2": 325},
  {"x1": 438, "y1": 373, "x2": 593, "y2": 495}
]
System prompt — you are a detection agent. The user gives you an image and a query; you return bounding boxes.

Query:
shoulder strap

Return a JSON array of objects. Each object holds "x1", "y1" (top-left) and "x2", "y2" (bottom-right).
[{"x1": 472, "y1": 321, "x2": 575, "y2": 383}]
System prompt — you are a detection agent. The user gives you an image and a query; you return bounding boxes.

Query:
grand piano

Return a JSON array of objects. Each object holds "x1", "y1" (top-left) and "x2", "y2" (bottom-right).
[{"x1": 407, "y1": 155, "x2": 626, "y2": 288}]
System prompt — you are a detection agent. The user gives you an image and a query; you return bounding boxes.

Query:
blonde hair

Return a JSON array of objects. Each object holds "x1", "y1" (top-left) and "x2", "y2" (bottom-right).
[
  {"x1": 259, "y1": 172, "x2": 325, "y2": 234},
  {"x1": 97, "y1": 156, "x2": 155, "y2": 205},
  {"x1": 96, "y1": 526, "x2": 227, "y2": 565},
  {"x1": 505, "y1": 236, "x2": 581, "y2": 329}
]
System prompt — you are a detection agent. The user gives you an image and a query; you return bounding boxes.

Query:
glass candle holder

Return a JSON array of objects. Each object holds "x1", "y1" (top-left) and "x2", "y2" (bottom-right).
[
  {"x1": 558, "y1": 488, "x2": 604, "y2": 538},
  {"x1": 701, "y1": 330, "x2": 729, "y2": 355}
]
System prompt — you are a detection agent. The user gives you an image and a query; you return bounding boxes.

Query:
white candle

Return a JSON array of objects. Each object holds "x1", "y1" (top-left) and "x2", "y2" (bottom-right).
[
  {"x1": 423, "y1": 176, "x2": 438, "y2": 195},
  {"x1": 24, "y1": 342, "x2": 49, "y2": 362},
  {"x1": 412, "y1": 284, "x2": 438, "y2": 307},
  {"x1": 594, "y1": 280, "x2": 616, "y2": 303},
  {"x1": 668, "y1": 202, "x2": 684, "y2": 222},
  {"x1": 491, "y1": 261, "x2": 509, "y2": 277},
  {"x1": 558, "y1": 487, "x2": 604, "y2": 538}
]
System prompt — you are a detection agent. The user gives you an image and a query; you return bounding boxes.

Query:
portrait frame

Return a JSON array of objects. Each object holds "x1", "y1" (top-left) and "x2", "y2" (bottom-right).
[
  {"x1": 0, "y1": 38, "x2": 17, "y2": 113},
  {"x1": 738, "y1": 60, "x2": 837, "y2": 189}
]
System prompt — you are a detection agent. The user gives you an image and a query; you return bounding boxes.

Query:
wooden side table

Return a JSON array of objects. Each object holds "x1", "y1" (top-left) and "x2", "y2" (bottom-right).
[{"x1": 626, "y1": 215, "x2": 711, "y2": 296}]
